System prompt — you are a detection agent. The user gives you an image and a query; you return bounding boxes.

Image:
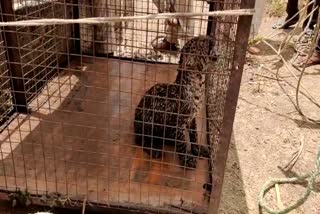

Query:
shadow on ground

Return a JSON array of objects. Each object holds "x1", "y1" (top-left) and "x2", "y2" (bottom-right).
[{"x1": 219, "y1": 133, "x2": 249, "y2": 213}]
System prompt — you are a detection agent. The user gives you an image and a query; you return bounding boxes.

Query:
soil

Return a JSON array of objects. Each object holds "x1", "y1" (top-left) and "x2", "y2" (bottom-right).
[{"x1": 218, "y1": 15, "x2": 320, "y2": 214}]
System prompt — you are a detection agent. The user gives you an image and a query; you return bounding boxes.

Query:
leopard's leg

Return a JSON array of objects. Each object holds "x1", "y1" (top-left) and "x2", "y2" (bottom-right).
[
  {"x1": 188, "y1": 118, "x2": 210, "y2": 158},
  {"x1": 142, "y1": 136, "x2": 163, "y2": 159},
  {"x1": 175, "y1": 125, "x2": 197, "y2": 169}
]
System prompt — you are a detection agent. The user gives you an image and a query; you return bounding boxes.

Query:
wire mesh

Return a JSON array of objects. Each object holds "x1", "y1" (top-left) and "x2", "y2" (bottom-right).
[
  {"x1": 13, "y1": 0, "x2": 73, "y2": 103},
  {"x1": 205, "y1": 0, "x2": 241, "y2": 180},
  {"x1": 77, "y1": 0, "x2": 210, "y2": 64},
  {"x1": 0, "y1": 0, "x2": 252, "y2": 213},
  {"x1": 0, "y1": 32, "x2": 13, "y2": 125}
]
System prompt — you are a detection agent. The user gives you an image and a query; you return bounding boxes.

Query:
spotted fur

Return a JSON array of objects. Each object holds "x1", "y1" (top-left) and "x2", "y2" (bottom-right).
[{"x1": 134, "y1": 35, "x2": 217, "y2": 169}]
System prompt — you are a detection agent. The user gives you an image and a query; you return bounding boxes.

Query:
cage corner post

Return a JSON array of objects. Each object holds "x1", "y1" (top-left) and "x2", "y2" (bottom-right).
[
  {"x1": 72, "y1": 0, "x2": 81, "y2": 55},
  {"x1": 0, "y1": 0, "x2": 29, "y2": 114},
  {"x1": 207, "y1": 0, "x2": 256, "y2": 212},
  {"x1": 206, "y1": 0, "x2": 215, "y2": 36},
  {"x1": 206, "y1": 0, "x2": 223, "y2": 36}
]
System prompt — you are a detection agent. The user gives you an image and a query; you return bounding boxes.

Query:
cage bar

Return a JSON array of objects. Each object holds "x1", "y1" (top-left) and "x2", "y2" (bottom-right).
[
  {"x1": 0, "y1": 0, "x2": 28, "y2": 113},
  {"x1": 207, "y1": 0, "x2": 255, "y2": 212}
]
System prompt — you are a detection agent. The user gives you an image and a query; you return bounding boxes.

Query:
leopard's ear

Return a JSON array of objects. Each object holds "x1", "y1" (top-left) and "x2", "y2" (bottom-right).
[
  {"x1": 209, "y1": 48, "x2": 219, "y2": 61},
  {"x1": 208, "y1": 37, "x2": 218, "y2": 61},
  {"x1": 178, "y1": 53, "x2": 183, "y2": 65},
  {"x1": 208, "y1": 38, "x2": 214, "y2": 54},
  {"x1": 178, "y1": 44, "x2": 192, "y2": 67}
]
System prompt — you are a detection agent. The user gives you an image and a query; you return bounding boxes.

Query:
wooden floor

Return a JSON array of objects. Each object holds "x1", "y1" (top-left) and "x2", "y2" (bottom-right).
[{"x1": 0, "y1": 58, "x2": 210, "y2": 212}]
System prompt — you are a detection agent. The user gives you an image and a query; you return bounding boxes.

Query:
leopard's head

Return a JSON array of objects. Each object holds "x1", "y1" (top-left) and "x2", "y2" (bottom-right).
[{"x1": 178, "y1": 35, "x2": 218, "y2": 71}]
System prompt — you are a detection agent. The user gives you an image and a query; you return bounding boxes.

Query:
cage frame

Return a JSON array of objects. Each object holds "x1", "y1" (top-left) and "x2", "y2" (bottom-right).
[
  {"x1": 0, "y1": 0, "x2": 255, "y2": 213},
  {"x1": 206, "y1": 0, "x2": 254, "y2": 212}
]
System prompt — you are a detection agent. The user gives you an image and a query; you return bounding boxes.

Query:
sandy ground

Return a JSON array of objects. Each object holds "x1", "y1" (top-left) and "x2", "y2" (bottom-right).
[{"x1": 218, "y1": 15, "x2": 320, "y2": 214}]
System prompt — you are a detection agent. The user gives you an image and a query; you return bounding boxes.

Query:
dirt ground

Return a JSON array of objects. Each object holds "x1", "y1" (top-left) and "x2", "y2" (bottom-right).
[{"x1": 218, "y1": 12, "x2": 320, "y2": 214}]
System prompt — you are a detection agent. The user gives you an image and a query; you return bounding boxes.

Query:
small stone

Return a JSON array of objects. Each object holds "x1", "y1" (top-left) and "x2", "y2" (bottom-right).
[
  {"x1": 248, "y1": 46, "x2": 261, "y2": 55},
  {"x1": 12, "y1": 199, "x2": 16, "y2": 208}
]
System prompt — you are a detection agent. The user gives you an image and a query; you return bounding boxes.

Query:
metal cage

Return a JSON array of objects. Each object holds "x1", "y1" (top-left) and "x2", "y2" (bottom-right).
[{"x1": 0, "y1": 0, "x2": 254, "y2": 213}]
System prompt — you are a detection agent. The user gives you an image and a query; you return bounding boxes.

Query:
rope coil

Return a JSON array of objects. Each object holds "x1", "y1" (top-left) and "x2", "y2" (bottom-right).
[
  {"x1": 0, "y1": 9, "x2": 255, "y2": 27},
  {"x1": 258, "y1": 147, "x2": 320, "y2": 214}
]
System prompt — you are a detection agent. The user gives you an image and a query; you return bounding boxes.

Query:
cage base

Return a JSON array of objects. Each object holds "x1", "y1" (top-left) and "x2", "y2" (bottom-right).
[{"x1": 0, "y1": 57, "x2": 211, "y2": 212}]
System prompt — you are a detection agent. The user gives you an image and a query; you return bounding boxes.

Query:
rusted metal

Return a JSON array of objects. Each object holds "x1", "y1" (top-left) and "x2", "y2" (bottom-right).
[
  {"x1": 0, "y1": 0, "x2": 28, "y2": 113},
  {"x1": 207, "y1": 0, "x2": 255, "y2": 213},
  {"x1": 206, "y1": 0, "x2": 215, "y2": 36},
  {"x1": 72, "y1": 0, "x2": 81, "y2": 55},
  {"x1": 206, "y1": 0, "x2": 224, "y2": 36},
  {"x1": 205, "y1": 0, "x2": 227, "y2": 199}
]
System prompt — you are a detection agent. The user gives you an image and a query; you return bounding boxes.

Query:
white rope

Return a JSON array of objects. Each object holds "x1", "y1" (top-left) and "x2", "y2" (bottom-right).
[{"x1": 0, "y1": 9, "x2": 255, "y2": 27}]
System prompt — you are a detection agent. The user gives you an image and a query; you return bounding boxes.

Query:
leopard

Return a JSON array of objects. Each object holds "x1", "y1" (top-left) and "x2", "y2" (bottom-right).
[{"x1": 133, "y1": 35, "x2": 218, "y2": 169}]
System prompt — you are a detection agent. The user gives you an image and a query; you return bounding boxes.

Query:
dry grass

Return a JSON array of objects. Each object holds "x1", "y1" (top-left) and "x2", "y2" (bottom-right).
[{"x1": 267, "y1": 0, "x2": 286, "y2": 17}]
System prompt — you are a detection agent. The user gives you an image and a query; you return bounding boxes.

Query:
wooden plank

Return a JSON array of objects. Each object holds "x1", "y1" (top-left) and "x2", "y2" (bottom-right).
[{"x1": 0, "y1": 0, "x2": 28, "y2": 113}]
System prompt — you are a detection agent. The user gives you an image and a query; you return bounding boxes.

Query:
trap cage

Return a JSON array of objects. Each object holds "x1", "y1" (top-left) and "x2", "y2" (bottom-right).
[{"x1": 0, "y1": 0, "x2": 254, "y2": 213}]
